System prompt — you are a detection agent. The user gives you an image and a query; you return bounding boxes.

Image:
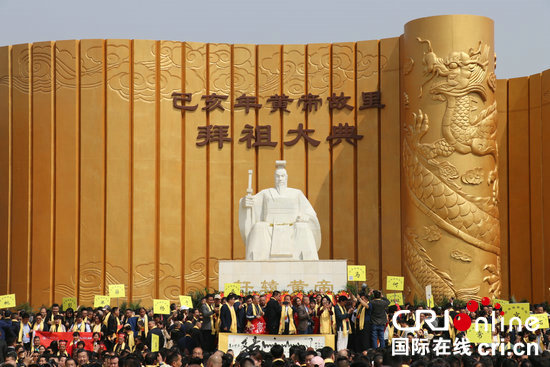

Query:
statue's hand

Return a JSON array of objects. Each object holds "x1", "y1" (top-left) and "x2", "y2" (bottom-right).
[{"x1": 244, "y1": 195, "x2": 254, "y2": 208}]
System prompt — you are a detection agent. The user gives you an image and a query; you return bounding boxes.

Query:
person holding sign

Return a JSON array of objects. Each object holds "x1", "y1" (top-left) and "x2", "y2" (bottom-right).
[
  {"x1": 220, "y1": 294, "x2": 239, "y2": 333},
  {"x1": 146, "y1": 320, "x2": 165, "y2": 351},
  {"x1": 369, "y1": 290, "x2": 390, "y2": 348}
]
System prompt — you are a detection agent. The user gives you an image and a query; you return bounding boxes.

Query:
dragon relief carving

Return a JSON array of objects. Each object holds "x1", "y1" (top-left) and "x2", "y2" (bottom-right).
[
  {"x1": 404, "y1": 228, "x2": 480, "y2": 302},
  {"x1": 403, "y1": 38, "x2": 501, "y2": 299}
]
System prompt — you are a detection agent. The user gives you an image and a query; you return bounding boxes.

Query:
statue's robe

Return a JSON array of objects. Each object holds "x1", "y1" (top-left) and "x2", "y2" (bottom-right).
[{"x1": 239, "y1": 187, "x2": 321, "y2": 260}]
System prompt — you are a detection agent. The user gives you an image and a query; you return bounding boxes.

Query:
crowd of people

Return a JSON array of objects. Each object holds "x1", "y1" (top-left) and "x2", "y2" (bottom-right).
[{"x1": 0, "y1": 289, "x2": 550, "y2": 367}]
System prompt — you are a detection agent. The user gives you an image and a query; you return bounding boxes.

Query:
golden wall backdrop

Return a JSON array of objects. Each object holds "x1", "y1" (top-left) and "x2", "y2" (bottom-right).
[{"x1": 0, "y1": 15, "x2": 548, "y2": 307}]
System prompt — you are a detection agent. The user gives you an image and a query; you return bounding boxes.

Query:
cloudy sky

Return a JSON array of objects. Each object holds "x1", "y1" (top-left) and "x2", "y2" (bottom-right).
[{"x1": 0, "y1": 0, "x2": 548, "y2": 78}]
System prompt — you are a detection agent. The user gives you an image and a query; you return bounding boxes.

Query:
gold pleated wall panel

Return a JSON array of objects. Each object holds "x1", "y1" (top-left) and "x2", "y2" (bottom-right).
[
  {"x1": 105, "y1": 39, "x2": 131, "y2": 295},
  {"x1": 183, "y1": 41, "x2": 207, "y2": 293},
  {"x1": 232, "y1": 44, "x2": 255, "y2": 260},
  {"x1": 31, "y1": 41, "x2": 54, "y2": 307},
  {"x1": 379, "y1": 38, "x2": 401, "y2": 283},
  {"x1": 54, "y1": 40, "x2": 79, "y2": 302},
  {"x1": 10, "y1": 43, "x2": 31, "y2": 304},
  {"x1": 356, "y1": 40, "x2": 379, "y2": 288},
  {"x1": 132, "y1": 39, "x2": 157, "y2": 300},
  {"x1": 0, "y1": 46, "x2": 10, "y2": 295},
  {"x1": 282, "y1": 44, "x2": 306, "y2": 193},
  {"x1": 158, "y1": 40, "x2": 182, "y2": 300},
  {"x1": 257, "y1": 45, "x2": 282, "y2": 191},
  {"x1": 79, "y1": 39, "x2": 105, "y2": 304},
  {"x1": 307, "y1": 43, "x2": 331, "y2": 261},
  {"x1": 331, "y1": 42, "x2": 356, "y2": 262}
]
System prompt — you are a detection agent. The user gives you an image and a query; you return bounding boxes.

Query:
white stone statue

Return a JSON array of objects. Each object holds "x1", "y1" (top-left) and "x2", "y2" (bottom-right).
[{"x1": 239, "y1": 161, "x2": 321, "y2": 260}]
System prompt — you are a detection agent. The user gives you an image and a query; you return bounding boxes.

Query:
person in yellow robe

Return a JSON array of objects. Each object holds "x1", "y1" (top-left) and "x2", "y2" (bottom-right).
[
  {"x1": 318, "y1": 296, "x2": 335, "y2": 335},
  {"x1": 70, "y1": 313, "x2": 91, "y2": 333},
  {"x1": 279, "y1": 295, "x2": 296, "y2": 335},
  {"x1": 51, "y1": 315, "x2": 66, "y2": 332},
  {"x1": 32, "y1": 313, "x2": 45, "y2": 334}
]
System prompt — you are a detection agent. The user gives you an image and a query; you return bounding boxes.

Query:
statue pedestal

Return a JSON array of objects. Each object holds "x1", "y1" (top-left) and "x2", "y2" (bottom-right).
[{"x1": 218, "y1": 260, "x2": 348, "y2": 293}]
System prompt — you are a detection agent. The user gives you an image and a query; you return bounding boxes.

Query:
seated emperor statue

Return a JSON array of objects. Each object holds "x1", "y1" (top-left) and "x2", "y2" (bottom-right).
[{"x1": 239, "y1": 160, "x2": 321, "y2": 260}]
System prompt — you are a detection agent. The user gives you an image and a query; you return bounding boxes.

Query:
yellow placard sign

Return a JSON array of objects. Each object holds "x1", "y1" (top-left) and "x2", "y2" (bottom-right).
[
  {"x1": 151, "y1": 333, "x2": 159, "y2": 352},
  {"x1": 94, "y1": 295, "x2": 110, "y2": 308},
  {"x1": 153, "y1": 299, "x2": 171, "y2": 315},
  {"x1": 109, "y1": 284, "x2": 126, "y2": 298},
  {"x1": 387, "y1": 292, "x2": 404, "y2": 305},
  {"x1": 347, "y1": 265, "x2": 366, "y2": 281},
  {"x1": 0, "y1": 294, "x2": 16, "y2": 308},
  {"x1": 179, "y1": 295, "x2": 193, "y2": 309},
  {"x1": 63, "y1": 297, "x2": 78, "y2": 311},
  {"x1": 466, "y1": 326, "x2": 492, "y2": 343},
  {"x1": 224, "y1": 283, "x2": 241, "y2": 295},
  {"x1": 532, "y1": 313, "x2": 549, "y2": 329},
  {"x1": 386, "y1": 276, "x2": 404, "y2": 291},
  {"x1": 502, "y1": 303, "x2": 530, "y2": 325},
  {"x1": 493, "y1": 298, "x2": 509, "y2": 306}
]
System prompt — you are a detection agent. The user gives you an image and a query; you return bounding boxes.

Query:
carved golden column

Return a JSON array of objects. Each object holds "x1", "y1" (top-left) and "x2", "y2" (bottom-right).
[{"x1": 401, "y1": 15, "x2": 501, "y2": 302}]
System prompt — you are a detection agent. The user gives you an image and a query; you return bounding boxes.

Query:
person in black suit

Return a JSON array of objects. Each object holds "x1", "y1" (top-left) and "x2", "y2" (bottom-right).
[
  {"x1": 106, "y1": 307, "x2": 121, "y2": 339},
  {"x1": 220, "y1": 294, "x2": 239, "y2": 333},
  {"x1": 146, "y1": 320, "x2": 165, "y2": 350},
  {"x1": 0, "y1": 328, "x2": 7, "y2": 363},
  {"x1": 264, "y1": 291, "x2": 282, "y2": 335}
]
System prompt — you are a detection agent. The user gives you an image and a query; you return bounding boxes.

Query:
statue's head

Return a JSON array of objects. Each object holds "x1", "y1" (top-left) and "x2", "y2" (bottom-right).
[{"x1": 274, "y1": 160, "x2": 288, "y2": 190}]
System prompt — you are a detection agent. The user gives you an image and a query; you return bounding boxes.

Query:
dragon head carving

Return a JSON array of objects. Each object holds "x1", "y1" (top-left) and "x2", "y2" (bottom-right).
[{"x1": 417, "y1": 38, "x2": 490, "y2": 101}]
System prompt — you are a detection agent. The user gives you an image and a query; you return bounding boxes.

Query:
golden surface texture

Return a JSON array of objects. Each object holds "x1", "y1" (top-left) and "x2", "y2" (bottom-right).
[
  {"x1": 402, "y1": 15, "x2": 500, "y2": 301},
  {"x1": 0, "y1": 15, "x2": 549, "y2": 306}
]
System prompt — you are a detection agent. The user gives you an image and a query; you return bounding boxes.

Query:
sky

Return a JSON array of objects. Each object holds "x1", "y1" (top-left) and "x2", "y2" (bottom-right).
[{"x1": 0, "y1": 0, "x2": 548, "y2": 79}]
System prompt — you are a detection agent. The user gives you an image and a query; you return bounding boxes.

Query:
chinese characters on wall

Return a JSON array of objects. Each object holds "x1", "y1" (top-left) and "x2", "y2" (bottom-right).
[{"x1": 172, "y1": 91, "x2": 385, "y2": 149}]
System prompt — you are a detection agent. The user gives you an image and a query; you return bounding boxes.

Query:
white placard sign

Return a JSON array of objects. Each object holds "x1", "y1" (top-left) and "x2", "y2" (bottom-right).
[
  {"x1": 218, "y1": 333, "x2": 334, "y2": 355},
  {"x1": 425, "y1": 284, "x2": 432, "y2": 298}
]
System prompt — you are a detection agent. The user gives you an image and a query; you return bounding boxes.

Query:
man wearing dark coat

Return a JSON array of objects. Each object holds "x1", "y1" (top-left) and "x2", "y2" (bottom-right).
[{"x1": 264, "y1": 291, "x2": 282, "y2": 335}]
